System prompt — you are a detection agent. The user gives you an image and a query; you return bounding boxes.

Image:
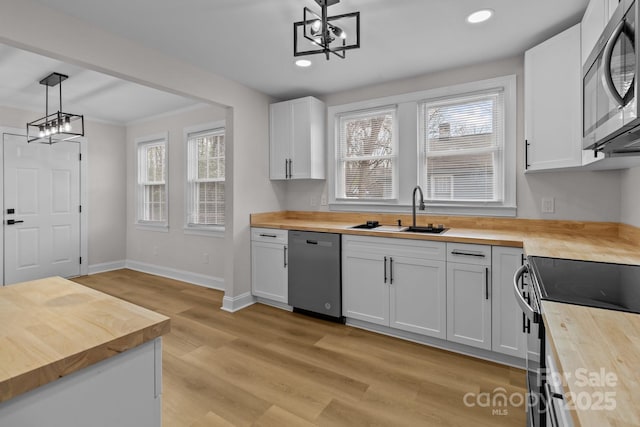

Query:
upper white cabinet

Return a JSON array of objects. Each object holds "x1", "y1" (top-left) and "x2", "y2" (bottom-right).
[
  {"x1": 251, "y1": 228, "x2": 288, "y2": 303},
  {"x1": 269, "y1": 96, "x2": 326, "y2": 180},
  {"x1": 491, "y1": 246, "x2": 526, "y2": 358},
  {"x1": 342, "y1": 235, "x2": 447, "y2": 339},
  {"x1": 582, "y1": 0, "x2": 620, "y2": 64},
  {"x1": 525, "y1": 23, "x2": 583, "y2": 171},
  {"x1": 446, "y1": 243, "x2": 492, "y2": 350}
]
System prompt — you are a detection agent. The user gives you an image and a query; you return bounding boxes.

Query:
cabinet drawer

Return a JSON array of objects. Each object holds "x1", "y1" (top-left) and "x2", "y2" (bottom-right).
[
  {"x1": 251, "y1": 227, "x2": 288, "y2": 244},
  {"x1": 446, "y1": 243, "x2": 491, "y2": 266}
]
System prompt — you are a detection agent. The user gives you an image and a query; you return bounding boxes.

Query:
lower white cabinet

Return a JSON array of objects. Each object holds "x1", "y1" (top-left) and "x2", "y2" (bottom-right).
[
  {"x1": 492, "y1": 246, "x2": 527, "y2": 358},
  {"x1": 342, "y1": 235, "x2": 446, "y2": 339},
  {"x1": 251, "y1": 228, "x2": 288, "y2": 303},
  {"x1": 446, "y1": 243, "x2": 492, "y2": 350}
]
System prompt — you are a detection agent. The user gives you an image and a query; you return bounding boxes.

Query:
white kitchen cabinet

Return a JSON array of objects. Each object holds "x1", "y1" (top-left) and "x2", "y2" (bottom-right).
[
  {"x1": 269, "y1": 96, "x2": 325, "y2": 180},
  {"x1": 251, "y1": 228, "x2": 288, "y2": 303},
  {"x1": 491, "y1": 246, "x2": 526, "y2": 358},
  {"x1": 582, "y1": 0, "x2": 620, "y2": 65},
  {"x1": 446, "y1": 243, "x2": 492, "y2": 350},
  {"x1": 342, "y1": 235, "x2": 446, "y2": 339},
  {"x1": 525, "y1": 23, "x2": 583, "y2": 171}
]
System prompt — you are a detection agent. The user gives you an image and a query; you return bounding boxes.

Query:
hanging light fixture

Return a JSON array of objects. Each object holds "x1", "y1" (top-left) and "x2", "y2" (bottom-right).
[
  {"x1": 26, "y1": 72, "x2": 84, "y2": 144},
  {"x1": 293, "y1": 0, "x2": 360, "y2": 61}
]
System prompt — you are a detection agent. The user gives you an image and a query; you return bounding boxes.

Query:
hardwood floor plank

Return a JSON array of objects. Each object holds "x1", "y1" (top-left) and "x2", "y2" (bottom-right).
[{"x1": 72, "y1": 270, "x2": 526, "y2": 426}]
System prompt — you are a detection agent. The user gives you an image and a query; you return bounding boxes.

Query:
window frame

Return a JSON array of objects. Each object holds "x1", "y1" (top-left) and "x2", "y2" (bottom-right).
[
  {"x1": 327, "y1": 75, "x2": 516, "y2": 216},
  {"x1": 183, "y1": 121, "x2": 226, "y2": 237},
  {"x1": 418, "y1": 88, "x2": 506, "y2": 207},
  {"x1": 135, "y1": 132, "x2": 169, "y2": 231},
  {"x1": 335, "y1": 106, "x2": 399, "y2": 202}
]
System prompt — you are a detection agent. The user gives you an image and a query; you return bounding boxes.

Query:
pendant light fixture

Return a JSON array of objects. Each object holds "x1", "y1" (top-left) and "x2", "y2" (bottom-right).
[
  {"x1": 26, "y1": 72, "x2": 84, "y2": 144},
  {"x1": 293, "y1": 0, "x2": 360, "y2": 61}
]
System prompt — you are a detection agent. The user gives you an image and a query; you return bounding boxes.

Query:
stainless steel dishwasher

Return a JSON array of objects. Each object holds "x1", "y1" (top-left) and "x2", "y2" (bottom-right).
[{"x1": 288, "y1": 230, "x2": 343, "y2": 322}]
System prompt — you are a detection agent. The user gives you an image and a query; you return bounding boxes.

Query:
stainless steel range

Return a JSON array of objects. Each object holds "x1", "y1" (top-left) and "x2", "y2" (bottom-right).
[{"x1": 515, "y1": 255, "x2": 640, "y2": 426}]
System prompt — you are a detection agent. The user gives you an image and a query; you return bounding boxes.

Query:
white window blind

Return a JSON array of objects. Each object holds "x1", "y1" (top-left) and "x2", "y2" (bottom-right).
[
  {"x1": 137, "y1": 139, "x2": 167, "y2": 223},
  {"x1": 187, "y1": 128, "x2": 225, "y2": 226},
  {"x1": 336, "y1": 107, "x2": 397, "y2": 200},
  {"x1": 420, "y1": 90, "x2": 504, "y2": 203}
]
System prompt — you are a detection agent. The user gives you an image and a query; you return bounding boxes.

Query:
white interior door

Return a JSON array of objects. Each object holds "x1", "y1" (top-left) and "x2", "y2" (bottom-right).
[{"x1": 3, "y1": 134, "x2": 81, "y2": 285}]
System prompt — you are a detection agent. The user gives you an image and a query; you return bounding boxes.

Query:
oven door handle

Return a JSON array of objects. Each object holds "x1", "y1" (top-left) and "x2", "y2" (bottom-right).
[{"x1": 514, "y1": 264, "x2": 535, "y2": 317}]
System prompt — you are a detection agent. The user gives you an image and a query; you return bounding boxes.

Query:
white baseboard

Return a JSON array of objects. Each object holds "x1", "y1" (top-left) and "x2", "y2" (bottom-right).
[
  {"x1": 125, "y1": 260, "x2": 224, "y2": 291},
  {"x1": 221, "y1": 292, "x2": 255, "y2": 312},
  {"x1": 88, "y1": 260, "x2": 127, "y2": 275}
]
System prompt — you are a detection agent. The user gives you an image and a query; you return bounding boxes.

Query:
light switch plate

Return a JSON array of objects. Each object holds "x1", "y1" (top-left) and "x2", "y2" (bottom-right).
[{"x1": 541, "y1": 197, "x2": 555, "y2": 213}]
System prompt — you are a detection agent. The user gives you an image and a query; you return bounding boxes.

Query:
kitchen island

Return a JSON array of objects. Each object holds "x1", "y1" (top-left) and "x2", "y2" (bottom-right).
[{"x1": 0, "y1": 276, "x2": 170, "y2": 427}]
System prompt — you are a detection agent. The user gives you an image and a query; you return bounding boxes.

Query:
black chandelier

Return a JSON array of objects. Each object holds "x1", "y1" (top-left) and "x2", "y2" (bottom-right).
[
  {"x1": 26, "y1": 72, "x2": 84, "y2": 144},
  {"x1": 294, "y1": 0, "x2": 360, "y2": 61}
]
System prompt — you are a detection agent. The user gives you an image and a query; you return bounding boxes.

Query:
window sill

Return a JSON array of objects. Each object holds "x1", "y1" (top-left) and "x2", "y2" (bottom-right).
[
  {"x1": 184, "y1": 225, "x2": 225, "y2": 238},
  {"x1": 135, "y1": 223, "x2": 169, "y2": 233},
  {"x1": 329, "y1": 202, "x2": 516, "y2": 217}
]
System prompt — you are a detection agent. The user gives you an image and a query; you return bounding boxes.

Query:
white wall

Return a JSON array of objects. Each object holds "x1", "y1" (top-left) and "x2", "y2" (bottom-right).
[
  {"x1": 621, "y1": 166, "x2": 640, "y2": 227},
  {"x1": 0, "y1": 105, "x2": 127, "y2": 266},
  {"x1": 0, "y1": 0, "x2": 284, "y2": 305},
  {"x1": 125, "y1": 105, "x2": 227, "y2": 284},
  {"x1": 284, "y1": 56, "x2": 623, "y2": 222}
]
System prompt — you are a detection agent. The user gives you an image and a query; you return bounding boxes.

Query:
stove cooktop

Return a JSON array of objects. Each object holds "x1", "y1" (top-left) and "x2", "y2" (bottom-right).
[{"x1": 528, "y1": 256, "x2": 640, "y2": 314}]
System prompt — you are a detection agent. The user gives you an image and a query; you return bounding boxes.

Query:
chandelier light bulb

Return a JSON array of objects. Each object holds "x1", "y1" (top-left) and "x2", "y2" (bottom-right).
[
  {"x1": 310, "y1": 19, "x2": 322, "y2": 33},
  {"x1": 44, "y1": 126, "x2": 50, "y2": 137},
  {"x1": 51, "y1": 120, "x2": 58, "y2": 134},
  {"x1": 38, "y1": 125, "x2": 45, "y2": 138},
  {"x1": 64, "y1": 116, "x2": 72, "y2": 132}
]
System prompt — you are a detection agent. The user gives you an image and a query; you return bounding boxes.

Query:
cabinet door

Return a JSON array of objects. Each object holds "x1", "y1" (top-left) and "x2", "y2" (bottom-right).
[
  {"x1": 525, "y1": 23, "x2": 582, "y2": 171},
  {"x1": 389, "y1": 256, "x2": 446, "y2": 338},
  {"x1": 491, "y1": 247, "x2": 526, "y2": 358},
  {"x1": 290, "y1": 99, "x2": 311, "y2": 179},
  {"x1": 447, "y1": 262, "x2": 491, "y2": 350},
  {"x1": 342, "y1": 250, "x2": 389, "y2": 325},
  {"x1": 251, "y1": 241, "x2": 288, "y2": 303},
  {"x1": 269, "y1": 101, "x2": 291, "y2": 180}
]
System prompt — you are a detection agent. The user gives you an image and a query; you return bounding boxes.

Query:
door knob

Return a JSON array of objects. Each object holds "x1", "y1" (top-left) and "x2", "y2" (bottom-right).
[{"x1": 6, "y1": 219, "x2": 24, "y2": 225}]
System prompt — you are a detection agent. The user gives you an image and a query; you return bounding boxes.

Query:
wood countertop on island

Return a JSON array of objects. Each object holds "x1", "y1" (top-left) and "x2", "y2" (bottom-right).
[{"x1": 0, "y1": 276, "x2": 170, "y2": 403}]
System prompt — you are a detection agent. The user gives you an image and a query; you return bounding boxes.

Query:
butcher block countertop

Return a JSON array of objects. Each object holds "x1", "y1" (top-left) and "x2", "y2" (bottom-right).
[
  {"x1": 0, "y1": 276, "x2": 170, "y2": 403},
  {"x1": 252, "y1": 211, "x2": 640, "y2": 426}
]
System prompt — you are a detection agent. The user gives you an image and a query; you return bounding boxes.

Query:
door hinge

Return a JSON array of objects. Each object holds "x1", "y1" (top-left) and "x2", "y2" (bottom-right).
[
  {"x1": 79, "y1": 257, "x2": 82, "y2": 265},
  {"x1": 79, "y1": 153, "x2": 82, "y2": 161},
  {"x1": 79, "y1": 205, "x2": 82, "y2": 213}
]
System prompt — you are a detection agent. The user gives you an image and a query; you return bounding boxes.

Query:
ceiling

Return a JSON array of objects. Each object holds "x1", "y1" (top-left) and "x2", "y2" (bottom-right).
[{"x1": 0, "y1": 1, "x2": 589, "y2": 123}]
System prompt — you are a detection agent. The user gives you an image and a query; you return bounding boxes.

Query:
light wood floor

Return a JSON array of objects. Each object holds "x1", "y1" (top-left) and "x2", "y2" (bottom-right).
[{"x1": 73, "y1": 269, "x2": 526, "y2": 427}]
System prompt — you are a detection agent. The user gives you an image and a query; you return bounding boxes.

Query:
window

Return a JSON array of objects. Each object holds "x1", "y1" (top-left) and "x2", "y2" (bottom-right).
[
  {"x1": 136, "y1": 134, "x2": 168, "y2": 227},
  {"x1": 328, "y1": 75, "x2": 515, "y2": 215},
  {"x1": 186, "y1": 126, "x2": 225, "y2": 228},
  {"x1": 420, "y1": 89, "x2": 505, "y2": 204},
  {"x1": 336, "y1": 107, "x2": 397, "y2": 200}
]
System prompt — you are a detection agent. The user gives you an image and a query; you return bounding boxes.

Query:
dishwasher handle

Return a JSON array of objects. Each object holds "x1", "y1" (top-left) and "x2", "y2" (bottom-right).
[{"x1": 306, "y1": 240, "x2": 318, "y2": 245}]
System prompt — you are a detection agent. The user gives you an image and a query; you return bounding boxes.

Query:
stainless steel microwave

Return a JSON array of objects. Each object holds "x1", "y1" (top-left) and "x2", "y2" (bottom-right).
[{"x1": 583, "y1": 0, "x2": 640, "y2": 155}]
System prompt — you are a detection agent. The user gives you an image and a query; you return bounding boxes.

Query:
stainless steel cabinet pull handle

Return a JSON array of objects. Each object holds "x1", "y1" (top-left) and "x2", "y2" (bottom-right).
[
  {"x1": 383, "y1": 256, "x2": 387, "y2": 283},
  {"x1": 389, "y1": 257, "x2": 394, "y2": 284},
  {"x1": 283, "y1": 246, "x2": 288, "y2": 268},
  {"x1": 485, "y1": 267, "x2": 489, "y2": 300},
  {"x1": 451, "y1": 250, "x2": 485, "y2": 258},
  {"x1": 259, "y1": 233, "x2": 277, "y2": 238},
  {"x1": 6, "y1": 219, "x2": 24, "y2": 225}
]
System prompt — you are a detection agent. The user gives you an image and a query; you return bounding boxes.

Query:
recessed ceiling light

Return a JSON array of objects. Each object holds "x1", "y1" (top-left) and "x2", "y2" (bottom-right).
[
  {"x1": 295, "y1": 59, "x2": 312, "y2": 67},
  {"x1": 466, "y1": 9, "x2": 494, "y2": 24}
]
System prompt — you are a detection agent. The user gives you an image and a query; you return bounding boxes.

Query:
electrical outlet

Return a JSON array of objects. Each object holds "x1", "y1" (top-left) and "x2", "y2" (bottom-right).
[
  {"x1": 320, "y1": 194, "x2": 327, "y2": 206},
  {"x1": 541, "y1": 197, "x2": 555, "y2": 214},
  {"x1": 310, "y1": 196, "x2": 318, "y2": 207}
]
